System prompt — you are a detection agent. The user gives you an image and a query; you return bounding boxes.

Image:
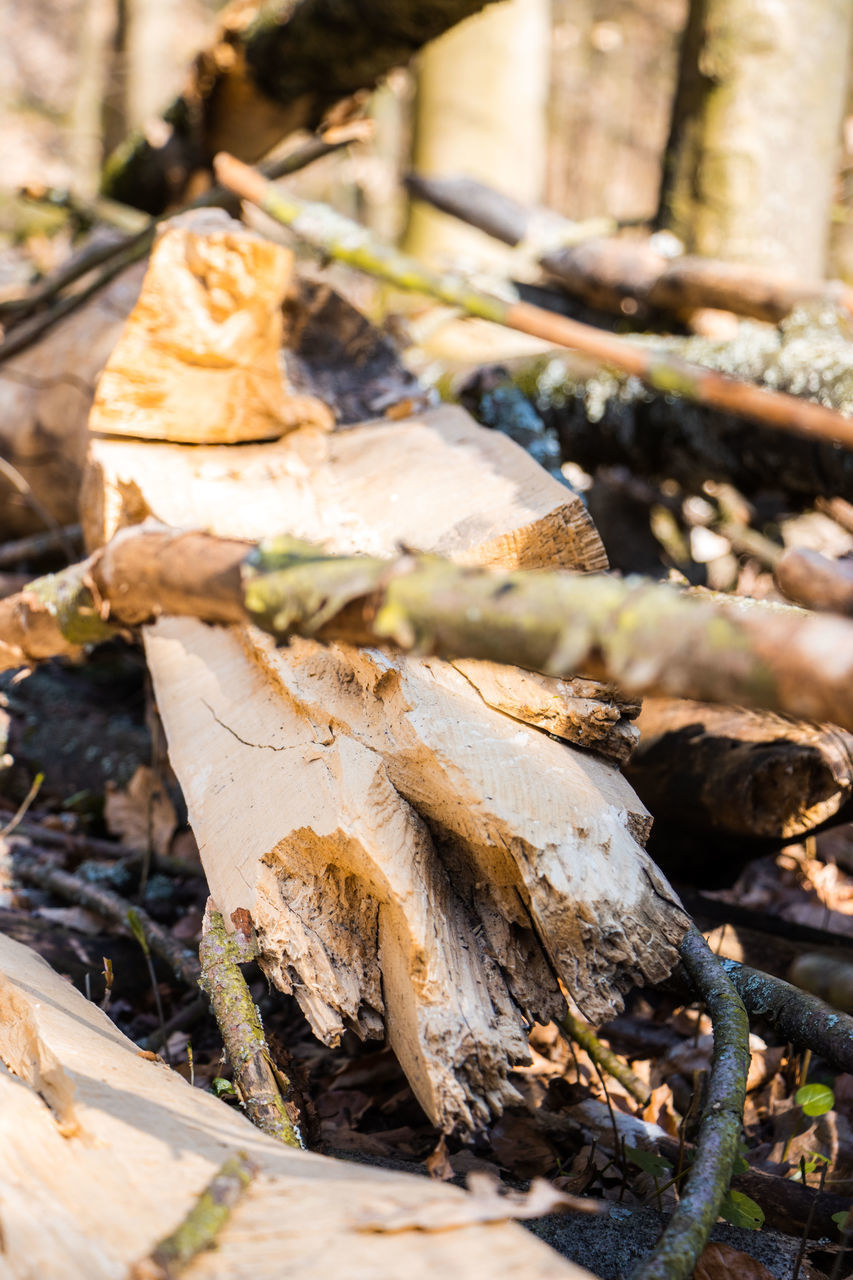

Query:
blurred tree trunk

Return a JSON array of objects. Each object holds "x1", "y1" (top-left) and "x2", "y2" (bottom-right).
[
  {"x1": 406, "y1": 0, "x2": 549, "y2": 268},
  {"x1": 546, "y1": 0, "x2": 686, "y2": 224},
  {"x1": 659, "y1": 0, "x2": 853, "y2": 277}
]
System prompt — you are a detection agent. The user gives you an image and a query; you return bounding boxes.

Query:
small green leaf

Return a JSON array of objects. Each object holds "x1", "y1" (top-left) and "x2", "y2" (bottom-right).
[
  {"x1": 833, "y1": 1210, "x2": 852, "y2": 1232},
  {"x1": 795, "y1": 1083, "x2": 835, "y2": 1116},
  {"x1": 211, "y1": 1077, "x2": 237, "y2": 1099},
  {"x1": 126, "y1": 908, "x2": 150, "y2": 956},
  {"x1": 720, "y1": 1190, "x2": 764, "y2": 1231},
  {"x1": 732, "y1": 1153, "x2": 750, "y2": 1175},
  {"x1": 789, "y1": 1151, "x2": 830, "y2": 1181},
  {"x1": 623, "y1": 1146, "x2": 673, "y2": 1178}
]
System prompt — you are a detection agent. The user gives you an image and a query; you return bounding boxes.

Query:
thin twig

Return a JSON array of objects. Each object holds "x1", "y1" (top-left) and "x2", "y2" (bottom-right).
[
  {"x1": 14, "y1": 857, "x2": 201, "y2": 988},
  {"x1": 792, "y1": 1161, "x2": 827, "y2": 1280},
  {"x1": 0, "y1": 456, "x2": 77, "y2": 550},
  {"x1": 0, "y1": 128, "x2": 365, "y2": 366},
  {"x1": 560, "y1": 1009, "x2": 650, "y2": 1105},
  {"x1": 0, "y1": 772, "x2": 43, "y2": 838},
  {"x1": 632, "y1": 927, "x2": 750, "y2": 1280},
  {"x1": 198, "y1": 903, "x2": 302, "y2": 1147},
  {"x1": 0, "y1": 524, "x2": 82, "y2": 569}
]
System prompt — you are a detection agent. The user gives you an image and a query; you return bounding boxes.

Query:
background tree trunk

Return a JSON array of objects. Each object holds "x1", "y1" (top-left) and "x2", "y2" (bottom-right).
[
  {"x1": 406, "y1": 0, "x2": 549, "y2": 268},
  {"x1": 658, "y1": 0, "x2": 853, "y2": 276}
]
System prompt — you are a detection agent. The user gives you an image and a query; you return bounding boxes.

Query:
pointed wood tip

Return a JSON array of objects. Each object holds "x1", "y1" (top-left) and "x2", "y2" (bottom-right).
[{"x1": 213, "y1": 153, "x2": 266, "y2": 207}]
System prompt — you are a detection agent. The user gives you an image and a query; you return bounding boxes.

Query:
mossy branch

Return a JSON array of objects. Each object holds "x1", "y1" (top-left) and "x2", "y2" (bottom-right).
[
  {"x1": 721, "y1": 960, "x2": 853, "y2": 1074},
  {"x1": 5, "y1": 523, "x2": 853, "y2": 730},
  {"x1": 131, "y1": 1152, "x2": 256, "y2": 1279},
  {"x1": 560, "y1": 1010, "x2": 650, "y2": 1105},
  {"x1": 198, "y1": 904, "x2": 303, "y2": 1147}
]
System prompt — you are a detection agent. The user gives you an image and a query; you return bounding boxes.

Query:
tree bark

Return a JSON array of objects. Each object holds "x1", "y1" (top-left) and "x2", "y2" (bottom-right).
[
  {"x1": 658, "y1": 0, "x2": 853, "y2": 277},
  {"x1": 100, "y1": 0, "x2": 502, "y2": 214}
]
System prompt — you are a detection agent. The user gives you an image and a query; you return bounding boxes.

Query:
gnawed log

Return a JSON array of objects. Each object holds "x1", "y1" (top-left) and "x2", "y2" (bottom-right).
[
  {"x1": 88, "y1": 212, "x2": 334, "y2": 443},
  {"x1": 77, "y1": 212, "x2": 689, "y2": 1130},
  {"x1": 84, "y1": 409, "x2": 676, "y2": 1131},
  {"x1": 84, "y1": 408, "x2": 685, "y2": 1130},
  {"x1": 625, "y1": 698, "x2": 853, "y2": 840},
  {"x1": 0, "y1": 209, "x2": 421, "y2": 537},
  {"x1": 450, "y1": 664, "x2": 640, "y2": 764},
  {"x1": 0, "y1": 930, "x2": 591, "y2": 1280},
  {"x1": 406, "y1": 173, "x2": 853, "y2": 325},
  {"x1": 84, "y1": 405, "x2": 607, "y2": 572}
]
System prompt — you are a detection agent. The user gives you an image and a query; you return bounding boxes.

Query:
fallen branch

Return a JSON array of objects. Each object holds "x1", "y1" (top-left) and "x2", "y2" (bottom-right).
[
  {"x1": 0, "y1": 523, "x2": 82, "y2": 569},
  {"x1": 198, "y1": 904, "x2": 303, "y2": 1148},
  {"x1": 406, "y1": 173, "x2": 853, "y2": 325},
  {"x1": 100, "y1": 0, "x2": 499, "y2": 213},
  {"x1": 633, "y1": 927, "x2": 749, "y2": 1280},
  {"x1": 7, "y1": 524, "x2": 853, "y2": 730},
  {"x1": 625, "y1": 699, "x2": 853, "y2": 841},
  {"x1": 720, "y1": 960, "x2": 853, "y2": 1074},
  {"x1": 216, "y1": 153, "x2": 853, "y2": 452},
  {"x1": 14, "y1": 857, "x2": 201, "y2": 989}
]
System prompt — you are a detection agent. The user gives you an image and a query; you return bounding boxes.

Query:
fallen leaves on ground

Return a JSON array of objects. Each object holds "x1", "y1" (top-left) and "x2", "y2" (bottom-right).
[
  {"x1": 693, "y1": 1240, "x2": 778, "y2": 1279},
  {"x1": 104, "y1": 765, "x2": 176, "y2": 857}
]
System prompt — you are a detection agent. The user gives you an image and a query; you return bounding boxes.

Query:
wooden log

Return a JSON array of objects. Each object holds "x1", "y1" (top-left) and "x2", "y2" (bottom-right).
[
  {"x1": 0, "y1": 930, "x2": 591, "y2": 1280},
  {"x1": 88, "y1": 212, "x2": 334, "y2": 443},
  {"x1": 775, "y1": 546, "x2": 853, "y2": 615},
  {"x1": 624, "y1": 698, "x2": 853, "y2": 840},
  {"x1": 0, "y1": 260, "x2": 144, "y2": 538},
  {"x1": 85, "y1": 406, "x2": 689, "y2": 1131},
  {"x1": 100, "y1": 0, "x2": 502, "y2": 214},
  {"x1": 0, "y1": 210, "x2": 421, "y2": 537}
]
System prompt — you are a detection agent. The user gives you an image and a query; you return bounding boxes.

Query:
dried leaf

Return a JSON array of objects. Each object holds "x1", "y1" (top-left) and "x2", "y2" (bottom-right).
[
  {"x1": 104, "y1": 765, "x2": 177, "y2": 857},
  {"x1": 693, "y1": 1241, "x2": 777, "y2": 1279},
  {"x1": 356, "y1": 1172, "x2": 603, "y2": 1233},
  {"x1": 425, "y1": 1135, "x2": 454, "y2": 1181}
]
